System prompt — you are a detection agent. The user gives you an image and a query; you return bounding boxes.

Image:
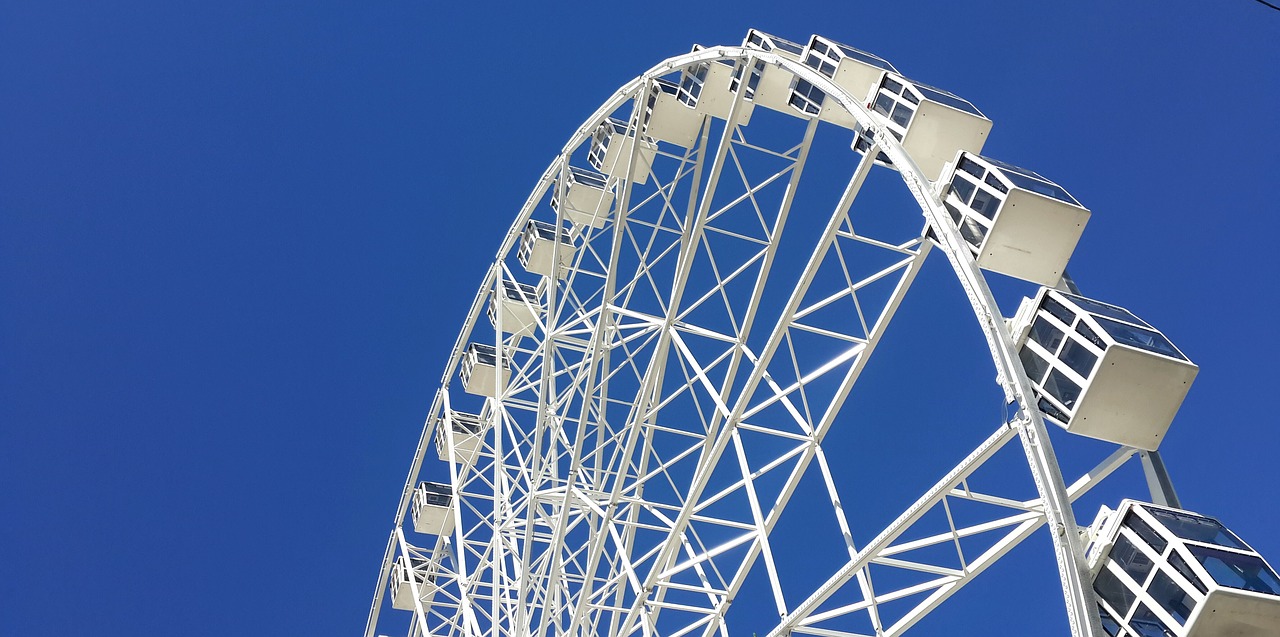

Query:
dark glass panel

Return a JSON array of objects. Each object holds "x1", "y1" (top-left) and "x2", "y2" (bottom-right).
[
  {"x1": 1094, "y1": 317, "x2": 1186, "y2": 361},
  {"x1": 1146, "y1": 508, "x2": 1247, "y2": 549},
  {"x1": 1149, "y1": 569, "x2": 1195, "y2": 625},
  {"x1": 1094, "y1": 567, "x2": 1137, "y2": 617},
  {"x1": 1029, "y1": 316, "x2": 1065, "y2": 353},
  {"x1": 1043, "y1": 369, "x2": 1082, "y2": 408},
  {"x1": 958, "y1": 156, "x2": 986, "y2": 179},
  {"x1": 1019, "y1": 347, "x2": 1050, "y2": 384},
  {"x1": 970, "y1": 188, "x2": 1001, "y2": 220},
  {"x1": 1111, "y1": 533, "x2": 1155, "y2": 584},
  {"x1": 950, "y1": 174, "x2": 976, "y2": 204},
  {"x1": 1124, "y1": 511, "x2": 1169, "y2": 555},
  {"x1": 1060, "y1": 339, "x2": 1098, "y2": 379},
  {"x1": 1189, "y1": 545, "x2": 1280, "y2": 595}
]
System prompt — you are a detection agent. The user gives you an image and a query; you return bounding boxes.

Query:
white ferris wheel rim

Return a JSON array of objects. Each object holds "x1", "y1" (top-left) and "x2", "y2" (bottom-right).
[{"x1": 368, "y1": 45, "x2": 1119, "y2": 637}]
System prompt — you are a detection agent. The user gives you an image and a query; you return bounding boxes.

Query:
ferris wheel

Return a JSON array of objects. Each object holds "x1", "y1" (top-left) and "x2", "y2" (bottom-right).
[{"x1": 364, "y1": 31, "x2": 1280, "y2": 637}]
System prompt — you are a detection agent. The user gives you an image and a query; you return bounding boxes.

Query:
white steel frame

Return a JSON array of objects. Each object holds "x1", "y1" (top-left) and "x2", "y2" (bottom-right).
[{"x1": 364, "y1": 45, "x2": 1177, "y2": 637}]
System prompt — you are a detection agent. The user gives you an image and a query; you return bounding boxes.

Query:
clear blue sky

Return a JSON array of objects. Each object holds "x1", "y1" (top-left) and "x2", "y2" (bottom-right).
[{"x1": 2, "y1": 2, "x2": 1278, "y2": 636}]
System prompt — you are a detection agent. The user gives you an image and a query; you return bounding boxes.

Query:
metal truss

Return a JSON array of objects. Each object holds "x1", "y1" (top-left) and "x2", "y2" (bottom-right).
[{"x1": 365, "y1": 46, "x2": 1131, "y2": 637}]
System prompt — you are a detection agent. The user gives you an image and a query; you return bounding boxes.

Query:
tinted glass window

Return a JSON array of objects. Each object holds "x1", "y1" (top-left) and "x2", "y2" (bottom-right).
[
  {"x1": 1060, "y1": 339, "x2": 1098, "y2": 379},
  {"x1": 915, "y1": 83, "x2": 984, "y2": 115},
  {"x1": 1129, "y1": 604, "x2": 1176, "y2": 637},
  {"x1": 1001, "y1": 170, "x2": 1080, "y2": 206},
  {"x1": 890, "y1": 102, "x2": 914, "y2": 127},
  {"x1": 970, "y1": 188, "x2": 1000, "y2": 220},
  {"x1": 1042, "y1": 296, "x2": 1076, "y2": 324},
  {"x1": 1189, "y1": 545, "x2": 1280, "y2": 595},
  {"x1": 958, "y1": 156, "x2": 985, "y2": 179},
  {"x1": 1019, "y1": 347, "x2": 1050, "y2": 384},
  {"x1": 950, "y1": 174, "x2": 976, "y2": 204},
  {"x1": 1112, "y1": 533, "x2": 1155, "y2": 584},
  {"x1": 1029, "y1": 316, "x2": 1065, "y2": 353},
  {"x1": 984, "y1": 172, "x2": 1008, "y2": 194},
  {"x1": 1075, "y1": 320, "x2": 1107, "y2": 350},
  {"x1": 1169, "y1": 550, "x2": 1208, "y2": 594},
  {"x1": 944, "y1": 202, "x2": 962, "y2": 224},
  {"x1": 1038, "y1": 396, "x2": 1069, "y2": 424},
  {"x1": 1147, "y1": 508, "x2": 1248, "y2": 549},
  {"x1": 1098, "y1": 606, "x2": 1122, "y2": 637},
  {"x1": 838, "y1": 45, "x2": 897, "y2": 72},
  {"x1": 1094, "y1": 567, "x2": 1137, "y2": 617},
  {"x1": 873, "y1": 93, "x2": 895, "y2": 117},
  {"x1": 1124, "y1": 511, "x2": 1169, "y2": 555},
  {"x1": 959, "y1": 217, "x2": 987, "y2": 248},
  {"x1": 882, "y1": 77, "x2": 903, "y2": 94},
  {"x1": 1043, "y1": 369, "x2": 1081, "y2": 408},
  {"x1": 1149, "y1": 569, "x2": 1195, "y2": 625},
  {"x1": 1094, "y1": 316, "x2": 1186, "y2": 360},
  {"x1": 1061, "y1": 293, "x2": 1150, "y2": 327}
]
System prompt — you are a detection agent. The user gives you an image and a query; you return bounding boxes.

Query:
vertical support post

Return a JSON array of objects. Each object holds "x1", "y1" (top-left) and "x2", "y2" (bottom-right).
[{"x1": 1139, "y1": 450, "x2": 1181, "y2": 509}]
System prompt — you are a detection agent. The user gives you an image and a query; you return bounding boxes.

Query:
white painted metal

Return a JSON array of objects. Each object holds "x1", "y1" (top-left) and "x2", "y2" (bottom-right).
[
  {"x1": 1010, "y1": 287, "x2": 1199, "y2": 450},
  {"x1": 938, "y1": 152, "x2": 1091, "y2": 286},
  {"x1": 740, "y1": 30, "x2": 807, "y2": 116},
  {"x1": 360, "y1": 38, "x2": 1213, "y2": 637},
  {"x1": 588, "y1": 118, "x2": 658, "y2": 183},
  {"x1": 679, "y1": 47, "x2": 755, "y2": 123},
  {"x1": 857, "y1": 72, "x2": 992, "y2": 180},
  {"x1": 644, "y1": 78, "x2": 704, "y2": 148},
  {"x1": 488, "y1": 279, "x2": 543, "y2": 337},
  {"x1": 1085, "y1": 500, "x2": 1280, "y2": 637},
  {"x1": 790, "y1": 35, "x2": 898, "y2": 129},
  {"x1": 435, "y1": 409, "x2": 488, "y2": 466},
  {"x1": 459, "y1": 342, "x2": 508, "y2": 397},
  {"x1": 518, "y1": 220, "x2": 576, "y2": 279},
  {"x1": 551, "y1": 166, "x2": 614, "y2": 229}
]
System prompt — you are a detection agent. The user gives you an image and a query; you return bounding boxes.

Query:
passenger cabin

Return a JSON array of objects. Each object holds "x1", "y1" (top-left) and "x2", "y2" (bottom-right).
[
  {"x1": 459, "y1": 342, "x2": 510, "y2": 397},
  {"x1": 678, "y1": 46, "x2": 754, "y2": 123},
  {"x1": 588, "y1": 118, "x2": 657, "y2": 184},
  {"x1": 551, "y1": 166, "x2": 613, "y2": 229},
  {"x1": 390, "y1": 554, "x2": 438, "y2": 612},
  {"x1": 487, "y1": 279, "x2": 542, "y2": 338},
  {"x1": 939, "y1": 152, "x2": 1091, "y2": 286},
  {"x1": 644, "y1": 78, "x2": 703, "y2": 148},
  {"x1": 435, "y1": 409, "x2": 487, "y2": 466},
  {"x1": 1085, "y1": 500, "x2": 1280, "y2": 637},
  {"x1": 518, "y1": 220, "x2": 575, "y2": 279},
  {"x1": 738, "y1": 29, "x2": 807, "y2": 116},
  {"x1": 854, "y1": 73, "x2": 992, "y2": 180},
  {"x1": 412, "y1": 481, "x2": 456, "y2": 536},
  {"x1": 1009, "y1": 288, "x2": 1197, "y2": 450},
  {"x1": 790, "y1": 35, "x2": 898, "y2": 130}
]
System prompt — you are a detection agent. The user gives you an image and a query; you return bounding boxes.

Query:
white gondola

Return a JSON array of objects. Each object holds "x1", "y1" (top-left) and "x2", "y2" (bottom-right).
[
  {"x1": 643, "y1": 78, "x2": 704, "y2": 149},
  {"x1": 1009, "y1": 288, "x2": 1198, "y2": 450},
  {"x1": 517, "y1": 220, "x2": 575, "y2": 279},
  {"x1": 938, "y1": 152, "x2": 1091, "y2": 286},
  {"x1": 550, "y1": 166, "x2": 613, "y2": 229},
  {"x1": 853, "y1": 73, "x2": 992, "y2": 180},
  {"x1": 411, "y1": 481, "x2": 456, "y2": 536},
  {"x1": 678, "y1": 45, "x2": 755, "y2": 123},
  {"x1": 587, "y1": 118, "x2": 657, "y2": 184},
  {"x1": 487, "y1": 279, "x2": 542, "y2": 338},
  {"x1": 789, "y1": 35, "x2": 898, "y2": 130},
  {"x1": 435, "y1": 409, "x2": 488, "y2": 466},
  {"x1": 738, "y1": 29, "x2": 807, "y2": 117},
  {"x1": 459, "y1": 342, "x2": 509, "y2": 397},
  {"x1": 1085, "y1": 500, "x2": 1280, "y2": 637},
  {"x1": 390, "y1": 554, "x2": 438, "y2": 612}
]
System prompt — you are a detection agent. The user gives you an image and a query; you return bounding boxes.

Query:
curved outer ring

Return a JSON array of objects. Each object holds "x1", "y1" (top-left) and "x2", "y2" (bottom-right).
[{"x1": 368, "y1": 46, "x2": 1102, "y2": 637}]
